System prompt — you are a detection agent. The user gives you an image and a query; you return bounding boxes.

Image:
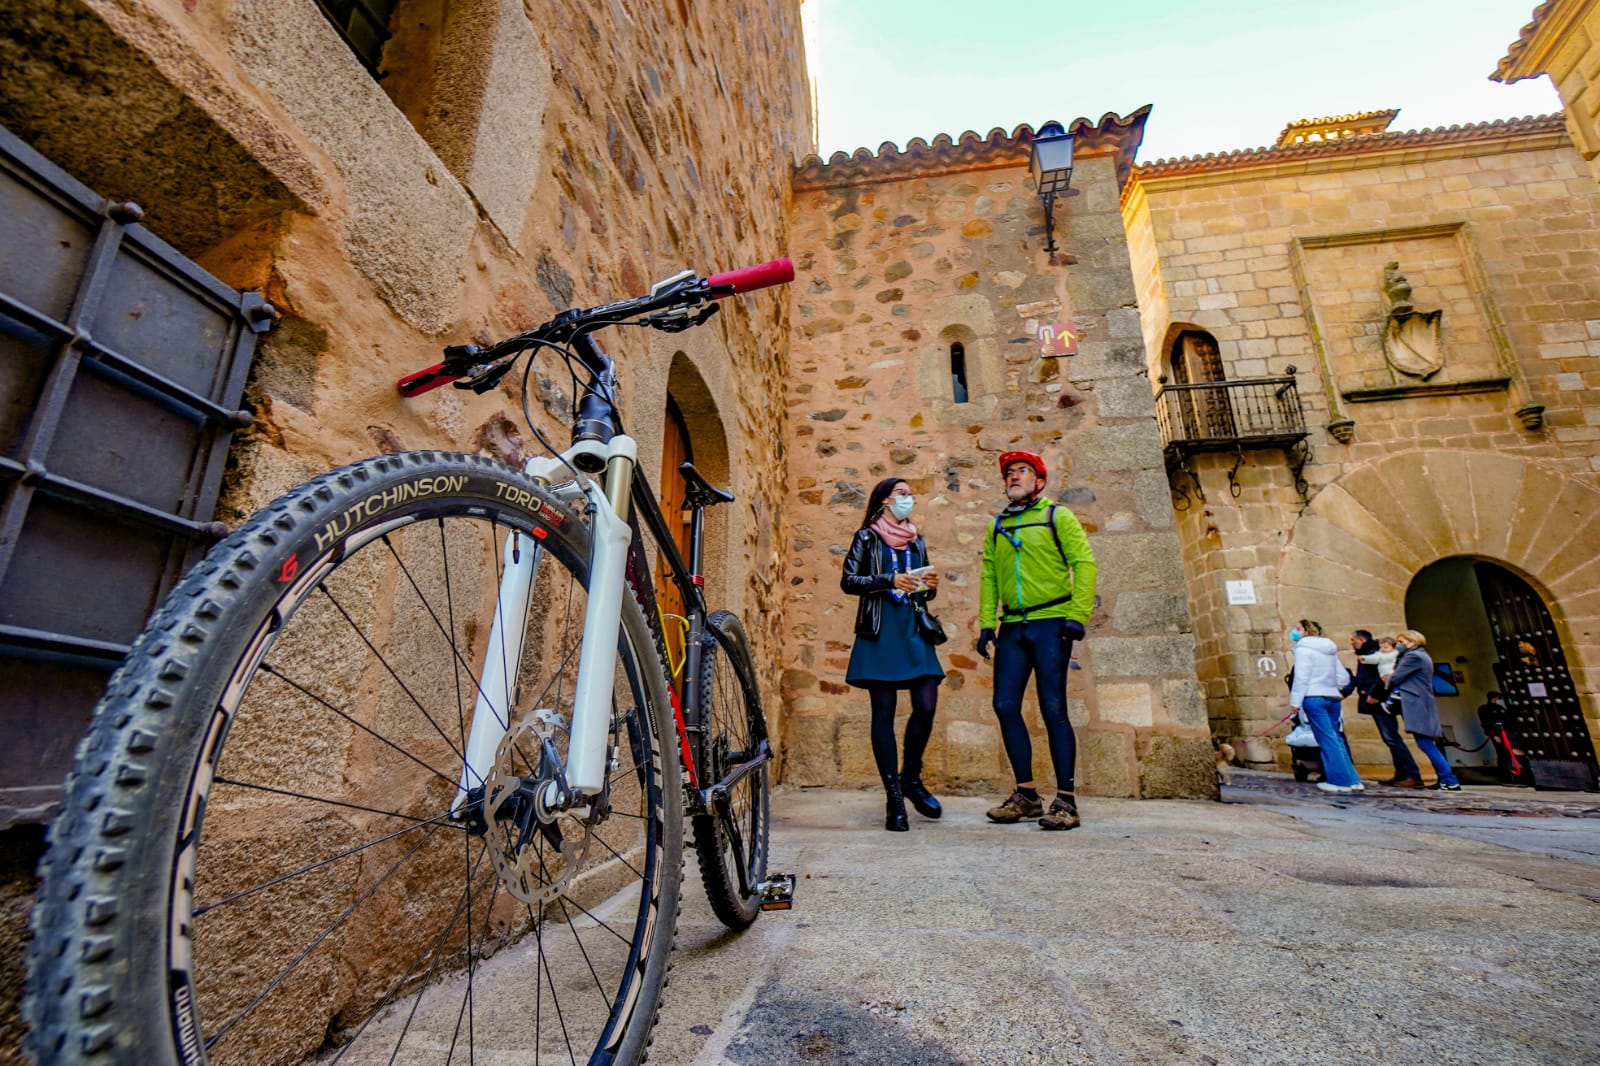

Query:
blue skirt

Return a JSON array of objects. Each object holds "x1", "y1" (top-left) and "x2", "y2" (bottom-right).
[{"x1": 845, "y1": 596, "x2": 946, "y2": 688}]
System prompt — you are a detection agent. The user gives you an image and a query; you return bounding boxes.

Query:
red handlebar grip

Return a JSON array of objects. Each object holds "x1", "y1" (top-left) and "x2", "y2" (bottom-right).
[
  {"x1": 397, "y1": 364, "x2": 460, "y2": 397},
  {"x1": 707, "y1": 257, "x2": 794, "y2": 297}
]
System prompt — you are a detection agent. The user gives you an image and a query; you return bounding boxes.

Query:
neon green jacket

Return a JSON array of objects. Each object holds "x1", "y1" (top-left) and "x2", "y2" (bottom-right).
[{"x1": 979, "y1": 497, "x2": 1097, "y2": 629}]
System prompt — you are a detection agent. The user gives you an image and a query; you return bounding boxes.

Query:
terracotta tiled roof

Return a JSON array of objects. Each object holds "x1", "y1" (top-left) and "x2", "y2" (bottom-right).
[
  {"x1": 792, "y1": 107, "x2": 1152, "y2": 191},
  {"x1": 1493, "y1": 0, "x2": 1558, "y2": 83},
  {"x1": 1134, "y1": 114, "x2": 1566, "y2": 180},
  {"x1": 1275, "y1": 109, "x2": 1399, "y2": 147}
]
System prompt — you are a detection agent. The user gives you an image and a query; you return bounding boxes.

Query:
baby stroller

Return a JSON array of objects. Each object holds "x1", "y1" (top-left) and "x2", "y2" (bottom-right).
[{"x1": 1285, "y1": 709, "x2": 1346, "y2": 783}]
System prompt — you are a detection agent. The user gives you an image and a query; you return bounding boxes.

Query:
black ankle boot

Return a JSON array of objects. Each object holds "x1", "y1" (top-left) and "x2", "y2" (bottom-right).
[
  {"x1": 900, "y1": 774, "x2": 942, "y2": 819},
  {"x1": 882, "y1": 776, "x2": 909, "y2": 832}
]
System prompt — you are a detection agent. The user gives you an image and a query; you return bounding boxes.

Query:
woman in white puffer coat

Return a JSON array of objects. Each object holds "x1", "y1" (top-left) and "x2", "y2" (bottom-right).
[{"x1": 1288, "y1": 619, "x2": 1364, "y2": 793}]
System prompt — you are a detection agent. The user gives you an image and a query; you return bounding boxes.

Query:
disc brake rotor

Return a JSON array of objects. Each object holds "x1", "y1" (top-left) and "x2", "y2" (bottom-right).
[{"x1": 484, "y1": 707, "x2": 592, "y2": 905}]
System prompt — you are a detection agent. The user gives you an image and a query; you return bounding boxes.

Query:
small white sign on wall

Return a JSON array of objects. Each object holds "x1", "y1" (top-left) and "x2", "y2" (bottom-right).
[
  {"x1": 1528, "y1": 682, "x2": 1548, "y2": 698},
  {"x1": 1225, "y1": 580, "x2": 1257, "y2": 605}
]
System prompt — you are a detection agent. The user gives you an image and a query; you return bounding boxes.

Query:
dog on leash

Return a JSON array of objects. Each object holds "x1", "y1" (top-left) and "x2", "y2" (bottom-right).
[{"x1": 1215, "y1": 742, "x2": 1235, "y2": 785}]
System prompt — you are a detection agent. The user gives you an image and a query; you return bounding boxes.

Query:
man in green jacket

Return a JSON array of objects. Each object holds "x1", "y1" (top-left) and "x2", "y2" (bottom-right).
[{"x1": 976, "y1": 451, "x2": 1097, "y2": 830}]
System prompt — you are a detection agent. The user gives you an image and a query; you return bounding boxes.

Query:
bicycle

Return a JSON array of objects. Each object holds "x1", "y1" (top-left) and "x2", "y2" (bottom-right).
[{"x1": 26, "y1": 259, "x2": 798, "y2": 1066}]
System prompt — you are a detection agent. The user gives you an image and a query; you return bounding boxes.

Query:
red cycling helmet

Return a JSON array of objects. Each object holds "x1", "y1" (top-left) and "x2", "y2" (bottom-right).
[{"x1": 998, "y1": 450, "x2": 1047, "y2": 481}]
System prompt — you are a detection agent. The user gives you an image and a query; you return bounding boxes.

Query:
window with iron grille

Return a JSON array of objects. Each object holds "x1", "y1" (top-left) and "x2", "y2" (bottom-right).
[
  {"x1": 312, "y1": 0, "x2": 400, "y2": 76},
  {"x1": 0, "y1": 124, "x2": 270, "y2": 826}
]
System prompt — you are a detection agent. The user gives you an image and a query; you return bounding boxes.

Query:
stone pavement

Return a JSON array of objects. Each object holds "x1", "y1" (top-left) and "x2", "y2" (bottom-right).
[{"x1": 648, "y1": 780, "x2": 1600, "y2": 1065}]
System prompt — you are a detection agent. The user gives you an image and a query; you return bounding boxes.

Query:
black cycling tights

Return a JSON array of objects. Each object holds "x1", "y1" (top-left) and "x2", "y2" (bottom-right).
[{"x1": 866, "y1": 678, "x2": 940, "y2": 782}]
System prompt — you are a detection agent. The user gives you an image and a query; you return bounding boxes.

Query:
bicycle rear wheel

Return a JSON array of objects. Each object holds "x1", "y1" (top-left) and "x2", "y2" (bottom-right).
[
  {"x1": 689, "y1": 611, "x2": 771, "y2": 930},
  {"x1": 26, "y1": 452, "x2": 681, "y2": 1066}
]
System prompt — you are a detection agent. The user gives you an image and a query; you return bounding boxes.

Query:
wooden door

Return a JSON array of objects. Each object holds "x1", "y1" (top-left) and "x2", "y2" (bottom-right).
[{"x1": 656, "y1": 399, "x2": 694, "y2": 679}]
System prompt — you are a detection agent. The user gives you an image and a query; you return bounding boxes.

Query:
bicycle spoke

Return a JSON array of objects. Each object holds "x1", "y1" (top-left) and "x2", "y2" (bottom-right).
[
  {"x1": 535, "y1": 917, "x2": 580, "y2": 1066},
  {"x1": 338, "y1": 843, "x2": 492, "y2": 1066},
  {"x1": 194, "y1": 811, "x2": 456, "y2": 917},
  {"x1": 257, "y1": 663, "x2": 459, "y2": 790},
  {"x1": 205, "y1": 821, "x2": 447, "y2": 1051},
  {"x1": 211, "y1": 776, "x2": 461, "y2": 828},
  {"x1": 317, "y1": 585, "x2": 475, "y2": 782},
  {"x1": 554, "y1": 893, "x2": 609, "y2": 1008},
  {"x1": 586, "y1": 829, "x2": 644, "y2": 881}
]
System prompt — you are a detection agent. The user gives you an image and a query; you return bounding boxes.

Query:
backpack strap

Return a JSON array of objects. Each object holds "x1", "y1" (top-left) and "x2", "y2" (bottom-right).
[{"x1": 1046, "y1": 505, "x2": 1071, "y2": 572}]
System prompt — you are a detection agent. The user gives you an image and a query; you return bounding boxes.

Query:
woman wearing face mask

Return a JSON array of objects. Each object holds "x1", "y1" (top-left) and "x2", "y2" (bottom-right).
[
  {"x1": 1287, "y1": 618, "x2": 1364, "y2": 794},
  {"x1": 841, "y1": 477, "x2": 945, "y2": 831}
]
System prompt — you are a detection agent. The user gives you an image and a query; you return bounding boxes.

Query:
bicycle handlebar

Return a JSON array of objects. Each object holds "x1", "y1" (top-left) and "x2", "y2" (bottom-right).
[
  {"x1": 707, "y1": 257, "x2": 794, "y2": 297},
  {"x1": 397, "y1": 258, "x2": 794, "y2": 397}
]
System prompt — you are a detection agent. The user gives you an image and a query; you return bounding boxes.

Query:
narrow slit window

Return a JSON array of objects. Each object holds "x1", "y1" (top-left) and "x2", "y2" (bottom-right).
[{"x1": 951, "y1": 342, "x2": 969, "y2": 403}]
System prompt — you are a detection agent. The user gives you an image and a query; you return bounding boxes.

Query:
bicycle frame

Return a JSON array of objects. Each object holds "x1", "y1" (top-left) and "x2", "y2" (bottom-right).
[{"x1": 450, "y1": 328, "x2": 769, "y2": 846}]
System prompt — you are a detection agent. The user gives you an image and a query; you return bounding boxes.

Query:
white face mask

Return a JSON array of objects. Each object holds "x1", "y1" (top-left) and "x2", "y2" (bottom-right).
[{"x1": 889, "y1": 495, "x2": 915, "y2": 520}]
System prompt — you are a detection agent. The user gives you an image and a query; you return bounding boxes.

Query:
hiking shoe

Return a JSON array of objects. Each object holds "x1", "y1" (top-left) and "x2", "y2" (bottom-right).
[
  {"x1": 986, "y1": 791, "x2": 1044, "y2": 823},
  {"x1": 1039, "y1": 796, "x2": 1081, "y2": 831},
  {"x1": 1428, "y1": 781, "x2": 1463, "y2": 792},
  {"x1": 1384, "y1": 777, "x2": 1425, "y2": 789}
]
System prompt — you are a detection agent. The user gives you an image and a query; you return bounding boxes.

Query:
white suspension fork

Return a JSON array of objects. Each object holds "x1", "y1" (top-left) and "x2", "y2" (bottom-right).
[{"x1": 453, "y1": 436, "x2": 638, "y2": 809}]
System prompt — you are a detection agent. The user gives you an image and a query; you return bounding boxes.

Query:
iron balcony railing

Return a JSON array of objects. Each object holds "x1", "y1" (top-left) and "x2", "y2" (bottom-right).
[{"x1": 1154, "y1": 374, "x2": 1310, "y2": 454}]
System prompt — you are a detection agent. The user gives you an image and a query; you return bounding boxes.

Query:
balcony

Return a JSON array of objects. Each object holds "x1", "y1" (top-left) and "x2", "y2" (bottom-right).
[
  {"x1": 1154, "y1": 375, "x2": 1311, "y2": 502},
  {"x1": 1155, "y1": 375, "x2": 1309, "y2": 454}
]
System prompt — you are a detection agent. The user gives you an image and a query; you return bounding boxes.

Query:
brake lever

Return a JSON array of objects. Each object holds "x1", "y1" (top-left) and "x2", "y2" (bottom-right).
[
  {"x1": 453, "y1": 358, "x2": 519, "y2": 394},
  {"x1": 641, "y1": 302, "x2": 721, "y2": 333}
]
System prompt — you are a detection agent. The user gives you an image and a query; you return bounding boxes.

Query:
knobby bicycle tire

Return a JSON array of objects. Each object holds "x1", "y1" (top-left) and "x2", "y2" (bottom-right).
[
  {"x1": 26, "y1": 452, "x2": 682, "y2": 1066},
  {"x1": 689, "y1": 611, "x2": 771, "y2": 930}
]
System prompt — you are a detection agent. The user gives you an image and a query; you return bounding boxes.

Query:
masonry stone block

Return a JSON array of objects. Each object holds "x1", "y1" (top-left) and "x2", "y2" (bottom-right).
[
  {"x1": 1163, "y1": 678, "x2": 1209, "y2": 730},
  {"x1": 1088, "y1": 533, "x2": 1188, "y2": 590},
  {"x1": 1075, "y1": 423, "x2": 1165, "y2": 472},
  {"x1": 1088, "y1": 634, "x2": 1199, "y2": 677},
  {"x1": 1139, "y1": 737, "x2": 1218, "y2": 799},
  {"x1": 1098, "y1": 683, "x2": 1154, "y2": 726},
  {"x1": 1078, "y1": 730, "x2": 1136, "y2": 797},
  {"x1": 1111, "y1": 590, "x2": 1193, "y2": 633}
]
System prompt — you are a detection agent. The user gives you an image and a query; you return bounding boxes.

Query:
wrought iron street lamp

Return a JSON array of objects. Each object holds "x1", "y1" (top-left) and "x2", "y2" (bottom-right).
[{"x1": 1029, "y1": 120, "x2": 1075, "y2": 256}]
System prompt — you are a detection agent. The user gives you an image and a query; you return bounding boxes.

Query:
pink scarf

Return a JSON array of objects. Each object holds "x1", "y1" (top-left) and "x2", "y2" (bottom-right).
[{"x1": 870, "y1": 513, "x2": 918, "y2": 550}]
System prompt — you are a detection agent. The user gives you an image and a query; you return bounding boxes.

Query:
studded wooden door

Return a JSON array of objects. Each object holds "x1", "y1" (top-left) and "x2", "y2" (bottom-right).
[{"x1": 1475, "y1": 561, "x2": 1597, "y2": 791}]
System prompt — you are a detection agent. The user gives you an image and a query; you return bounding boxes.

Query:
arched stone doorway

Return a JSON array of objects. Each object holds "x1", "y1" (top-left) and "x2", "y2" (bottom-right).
[
  {"x1": 654, "y1": 353, "x2": 731, "y2": 663},
  {"x1": 1271, "y1": 449, "x2": 1600, "y2": 782},
  {"x1": 1402, "y1": 557, "x2": 1600, "y2": 787}
]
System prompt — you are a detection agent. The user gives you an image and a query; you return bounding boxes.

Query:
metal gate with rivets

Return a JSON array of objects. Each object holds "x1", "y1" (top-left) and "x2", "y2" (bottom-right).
[
  {"x1": 1476, "y1": 560, "x2": 1598, "y2": 792},
  {"x1": 0, "y1": 122, "x2": 271, "y2": 826}
]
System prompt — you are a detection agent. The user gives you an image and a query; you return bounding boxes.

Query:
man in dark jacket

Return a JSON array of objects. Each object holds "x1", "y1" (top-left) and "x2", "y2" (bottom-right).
[
  {"x1": 1477, "y1": 692, "x2": 1518, "y2": 785},
  {"x1": 1348, "y1": 630, "x2": 1422, "y2": 788}
]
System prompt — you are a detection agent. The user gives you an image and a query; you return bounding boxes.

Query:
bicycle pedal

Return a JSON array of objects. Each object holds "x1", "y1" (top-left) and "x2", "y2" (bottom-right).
[{"x1": 757, "y1": 872, "x2": 796, "y2": 911}]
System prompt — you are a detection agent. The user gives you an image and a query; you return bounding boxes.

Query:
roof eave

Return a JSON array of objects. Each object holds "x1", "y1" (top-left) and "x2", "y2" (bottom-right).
[{"x1": 792, "y1": 106, "x2": 1153, "y2": 192}]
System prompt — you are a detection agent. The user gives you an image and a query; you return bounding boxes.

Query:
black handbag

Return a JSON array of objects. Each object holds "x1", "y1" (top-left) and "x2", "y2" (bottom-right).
[{"x1": 914, "y1": 601, "x2": 949, "y2": 645}]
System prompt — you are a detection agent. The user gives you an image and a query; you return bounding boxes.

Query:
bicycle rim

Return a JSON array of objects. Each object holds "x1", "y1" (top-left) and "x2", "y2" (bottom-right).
[
  {"x1": 26, "y1": 453, "x2": 681, "y2": 1066},
  {"x1": 690, "y1": 611, "x2": 770, "y2": 930}
]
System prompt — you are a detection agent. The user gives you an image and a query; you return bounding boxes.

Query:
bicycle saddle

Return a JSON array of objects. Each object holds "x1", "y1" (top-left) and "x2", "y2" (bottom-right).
[{"x1": 679, "y1": 461, "x2": 734, "y2": 509}]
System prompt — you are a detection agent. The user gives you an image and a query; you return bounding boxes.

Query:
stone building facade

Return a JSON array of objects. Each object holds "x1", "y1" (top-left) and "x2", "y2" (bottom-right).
[
  {"x1": 779, "y1": 113, "x2": 1216, "y2": 800},
  {"x1": 0, "y1": 0, "x2": 811, "y2": 1053},
  {"x1": 1496, "y1": 0, "x2": 1600, "y2": 185},
  {"x1": 1122, "y1": 111, "x2": 1600, "y2": 777}
]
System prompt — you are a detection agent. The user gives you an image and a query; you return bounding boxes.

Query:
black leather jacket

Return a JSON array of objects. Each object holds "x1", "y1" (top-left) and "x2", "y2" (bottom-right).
[{"x1": 840, "y1": 528, "x2": 935, "y2": 638}]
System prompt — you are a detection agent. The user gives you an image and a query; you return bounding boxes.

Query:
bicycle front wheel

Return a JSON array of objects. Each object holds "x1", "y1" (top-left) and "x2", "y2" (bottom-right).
[
  {"x1": 26, "y1": 452, "x2": 681, "y2": 1066},
  {"x1": 690, "y1": 611, "x2": 771, "y2": 930}
]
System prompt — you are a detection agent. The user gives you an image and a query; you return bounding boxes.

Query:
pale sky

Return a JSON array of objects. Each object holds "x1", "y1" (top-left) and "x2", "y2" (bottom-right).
[{"x1": 802, "y1": 0, "x2": 1562, "y2": 163}]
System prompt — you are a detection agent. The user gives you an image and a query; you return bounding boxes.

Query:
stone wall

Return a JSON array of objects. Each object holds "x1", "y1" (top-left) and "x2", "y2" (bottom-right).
[
  {"x1": 1123, "y1": 119, "x2": 1600, "y2": 769},
  {"x1": 0, "y1": 0, "x2": 811, "y2": 1050},
  {"x1": 1496, "y1": 0, "x2": 1600, "y2": 185},
  {"x1": 782, "y1": 118, "x2": 1215, "y2": 800}
]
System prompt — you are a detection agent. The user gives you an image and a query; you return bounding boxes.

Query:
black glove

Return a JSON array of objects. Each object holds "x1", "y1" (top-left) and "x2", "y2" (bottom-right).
[
  {"x1": 1063, "y1": 619, "x2": 1085, "y2": 643},
  {"x1": 976, "y1": 628, "x2": 996, "y2": 661}
]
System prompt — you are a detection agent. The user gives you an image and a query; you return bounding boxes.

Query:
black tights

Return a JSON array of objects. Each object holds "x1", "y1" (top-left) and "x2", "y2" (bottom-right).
[{"x1": 866, "y1": 678, "x2": 939, "y2": 782}]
